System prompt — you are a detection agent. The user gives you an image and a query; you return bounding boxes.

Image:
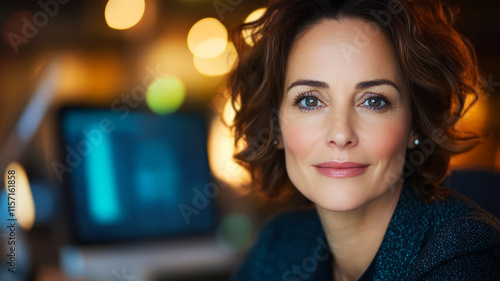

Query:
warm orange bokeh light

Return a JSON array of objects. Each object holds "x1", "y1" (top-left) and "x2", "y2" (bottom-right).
[
  {"x1": 208, "y1": 99, "x2": 250, "y2": 192},
  {"x1": 450, "y1": 95, "x2": 490, "y2": 168},
  {"x1": 242, "y1": 8, "x2": 266, "y2": 46}
]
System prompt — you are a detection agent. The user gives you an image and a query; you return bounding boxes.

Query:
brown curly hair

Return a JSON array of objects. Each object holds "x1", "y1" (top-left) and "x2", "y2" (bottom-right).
[{"x1": 227, "y1": 0, "x2": 486, "y2": 202}]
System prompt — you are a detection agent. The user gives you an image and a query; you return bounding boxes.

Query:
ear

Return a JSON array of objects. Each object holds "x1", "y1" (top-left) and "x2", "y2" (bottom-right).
[
  {"x1": 275, "y1": 134, "x2": 284, "y2": 149},
  {"x1": 407, "y1": 129, "x2": 419, "y2": 149}
]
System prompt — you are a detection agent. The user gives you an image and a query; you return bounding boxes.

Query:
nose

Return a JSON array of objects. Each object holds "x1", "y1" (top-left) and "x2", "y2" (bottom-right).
[{"x1": 325, "y1": 110, "x2": 358, "y2": 149}]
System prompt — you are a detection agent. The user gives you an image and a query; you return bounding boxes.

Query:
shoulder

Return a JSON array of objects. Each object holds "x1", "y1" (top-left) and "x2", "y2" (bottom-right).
[
  {"x1": 376, "y1": 187, "x2": 500, "y2": 280},
  {"x1": 258, "y1": 208, "x2": 321, "y2": 239},
  {"x1": 424, "y1": 189, "x2": 500, "y2": 240},
  {"x1": 241, "y1": 208, "x2": 321, "y2": 258},
  {"x1": 408, "y1": 190, "x2": 500, "y2": 280},
  {"x1": 231, "y1": 208, "x2": 327, "y2": 281}
]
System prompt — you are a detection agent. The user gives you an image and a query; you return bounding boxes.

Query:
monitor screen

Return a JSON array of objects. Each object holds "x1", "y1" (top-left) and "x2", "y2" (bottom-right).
[{"x1": 58, "y1": 108, "x2": 216, "y2": 244}]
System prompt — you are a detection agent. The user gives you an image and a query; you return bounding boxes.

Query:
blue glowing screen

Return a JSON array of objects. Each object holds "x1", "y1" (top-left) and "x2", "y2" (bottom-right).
[{"x1": 60, "y1": 108, "x2": 215, "y2": 243}]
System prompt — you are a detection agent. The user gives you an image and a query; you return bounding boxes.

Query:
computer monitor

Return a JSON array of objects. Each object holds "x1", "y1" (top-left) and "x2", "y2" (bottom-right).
[{"x1": 57, "y1": 107, "x2": 216, "y2": 244}]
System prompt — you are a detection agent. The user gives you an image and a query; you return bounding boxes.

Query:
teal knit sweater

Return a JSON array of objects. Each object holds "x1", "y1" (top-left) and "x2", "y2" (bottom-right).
[{"x1": 232, "y1": 182, "x2": 500, "y2": 280}]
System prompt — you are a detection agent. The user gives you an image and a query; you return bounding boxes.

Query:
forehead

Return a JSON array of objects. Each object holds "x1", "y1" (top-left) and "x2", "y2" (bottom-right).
[{"x1": 286, "y1": 18, "x2": 402, "y2": 87}]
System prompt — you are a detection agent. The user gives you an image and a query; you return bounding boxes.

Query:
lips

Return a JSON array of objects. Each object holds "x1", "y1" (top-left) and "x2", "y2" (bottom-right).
[{"x1": 313, "y1": 161, "x2": 368, "y2": 178}]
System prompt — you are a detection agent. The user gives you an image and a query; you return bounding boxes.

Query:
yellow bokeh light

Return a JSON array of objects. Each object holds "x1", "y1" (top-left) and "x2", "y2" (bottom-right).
[
  {"x1": 195, "y1": 37, "x2": 228, "y2": 58},
  {"x1": 105, "y1": 0, "x2": 145, "y2": 30},
  {"x1": 242, "y1": 8, "x2": 266, "y2": 46},
  {"x1": 194, "y1": 42, "x2": 237, "y2": 76},
  {"x1": 188, "y1": 18, "x2": 228, "y2": 58},
  {"x1": 4, "y1": 162, "x2": 35, "y2": 230},
  {"x1": 208, "y1": 100, "x2": 250, "y2": 192}
]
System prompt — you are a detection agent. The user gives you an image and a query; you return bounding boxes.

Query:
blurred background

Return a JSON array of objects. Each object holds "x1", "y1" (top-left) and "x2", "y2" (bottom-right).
[{"x1": 0, "y1": 0, "x2": 498, "y2": 280}]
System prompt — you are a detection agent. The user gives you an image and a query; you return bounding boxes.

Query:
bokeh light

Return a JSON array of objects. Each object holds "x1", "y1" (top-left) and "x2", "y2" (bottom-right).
[
  {"x1": 242, "y1": 8, "x2": 266, "y2": 46},
  {"x1": 4, "y1": 162, "x2": 35, "y2": 230},
  {"x1": 208, "y1": 99, "x2": 250, "y2": 191},
  {"x1": 2, "y1": 10, "x2": 33, "y2": 50},
  {"x1": 187, "y1": 18, "x2": 228, "y2": 58},
  {"x1": 216, "y1": 213, "x2": 252, "y2": 252},
  {"x1": 56, "y1": 52, "x2": 125, "y2": 104},
  {"x1": 455, "y1": 95, "x2": 489, "y2": 133},
  {"x1": 193, "y1": 42, "x2": 237, "y2": 76},
  {"x1": 105, "y1": 0, "x2": 145, "y2": 30},
  {"x1": 146, "y1": 76, "x2": 185, "y2": 115},
  {"x1": 450, "y1": 96, "x2": 489, "y2": 168}
]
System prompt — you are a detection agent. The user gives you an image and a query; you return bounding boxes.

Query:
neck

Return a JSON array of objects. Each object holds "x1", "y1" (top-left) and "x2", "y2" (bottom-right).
[{"x1": 316, "y1": 182, "x2": 403, "y2": 281}]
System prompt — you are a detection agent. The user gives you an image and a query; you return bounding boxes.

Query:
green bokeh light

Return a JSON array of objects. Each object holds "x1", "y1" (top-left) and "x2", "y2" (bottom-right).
[
  {"x1": 216, "y1": 213, "x2": 253, "y2": 252},
  {"x1": 146, "y1": 76, "x2": 185, "y2": 115}
]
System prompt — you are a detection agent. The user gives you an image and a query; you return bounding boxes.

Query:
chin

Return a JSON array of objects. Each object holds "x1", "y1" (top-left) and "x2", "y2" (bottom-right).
[
  {"x1": 307, "y1": 188, "x2": 371, "y2": 212},
  {"x1": 314, "y1": 196, "x2": 368, "y2": 213}
]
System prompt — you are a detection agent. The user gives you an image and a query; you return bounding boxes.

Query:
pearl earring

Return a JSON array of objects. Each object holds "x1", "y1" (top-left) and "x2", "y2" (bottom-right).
[
  {"x1": 414, "y1": 138, "x2": 419, "y2": 145},
  {"x1": 273, "y1": 140, "x2": 278, "y2": 145}
]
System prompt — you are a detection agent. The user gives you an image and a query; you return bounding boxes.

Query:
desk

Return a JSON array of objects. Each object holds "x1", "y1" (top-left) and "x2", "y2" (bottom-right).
[{"x1": 59, "y1": 237, "x2": 240, "y2": 281}]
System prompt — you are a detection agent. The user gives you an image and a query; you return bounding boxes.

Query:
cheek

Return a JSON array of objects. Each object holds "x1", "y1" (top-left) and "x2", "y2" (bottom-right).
[
  {"x1": 361, "y1": 117, "x2": 409, "y2": 163},
  {"x1": 280, "y1": 118, "x2": 323, "y2": 161},
  {"x1": 281, "y1": 125, "x2": 310, "y2": 158}
]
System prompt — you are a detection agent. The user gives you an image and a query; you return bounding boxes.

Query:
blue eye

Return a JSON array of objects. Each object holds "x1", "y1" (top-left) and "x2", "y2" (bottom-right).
[
  {"x1": 300, "y1": 97, "x2": 322, "y2": 107},
  {"x1": 294, "y1": 94, "x2": 324, "y2": 111}
]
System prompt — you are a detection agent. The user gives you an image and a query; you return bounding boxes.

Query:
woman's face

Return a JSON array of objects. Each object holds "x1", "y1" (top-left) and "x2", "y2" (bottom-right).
[{"x1": 279, "y1": 18, "x2": 416, "y2": 212}]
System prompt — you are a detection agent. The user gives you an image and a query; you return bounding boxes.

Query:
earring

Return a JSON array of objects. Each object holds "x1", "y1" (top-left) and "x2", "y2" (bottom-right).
[
  {"x1": 414, "y1": 138, "x2": 419, "y2": 146},
  {"x1": 273, "y1": 139, "x2": 278, "y2": 145}
]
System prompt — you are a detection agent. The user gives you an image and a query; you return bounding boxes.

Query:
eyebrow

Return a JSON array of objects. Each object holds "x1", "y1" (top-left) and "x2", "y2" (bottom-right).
[
  {"x1": 286, "y1": 78, "x2": 400, "y2": 93},
  {"x1": 286, "y1": 79, "x2": 329, "y2": 92},
  {"x1": 355, "y1": 79, "x2": 400, "y2": 92}
]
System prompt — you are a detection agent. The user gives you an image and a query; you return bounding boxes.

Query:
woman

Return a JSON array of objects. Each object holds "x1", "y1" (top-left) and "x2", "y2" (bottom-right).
[{"x1": 227, "y1": 0, "x2": 500, "y2": 280}]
